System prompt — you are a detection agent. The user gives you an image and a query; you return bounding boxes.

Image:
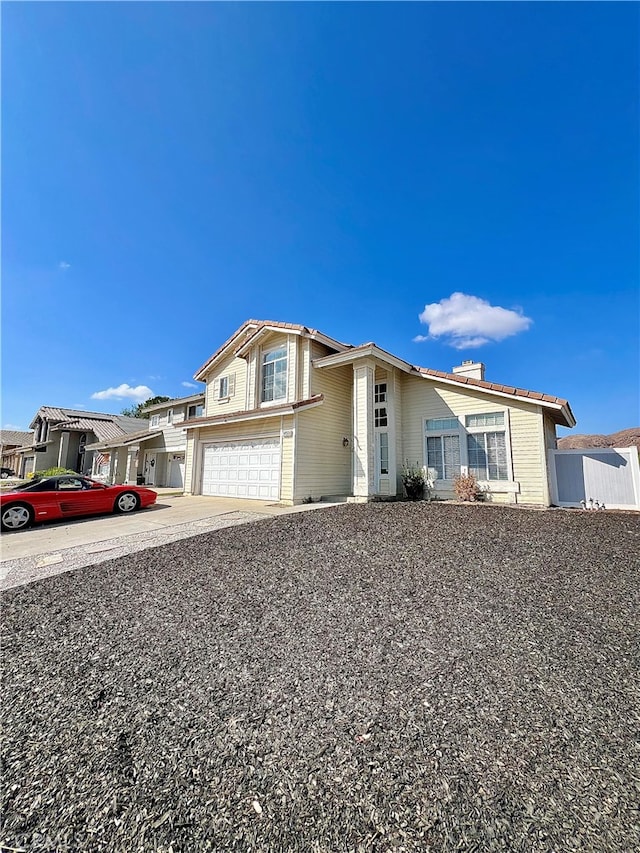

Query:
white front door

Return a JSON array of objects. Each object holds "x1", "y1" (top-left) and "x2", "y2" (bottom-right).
[
  {"x1": 201, "y1": 438, "x2": 281, "y2": 499},
  {"x1": 144, "y1": 451, "x2": 157, "y2": 486},
  {"x1": 169, "y1": 454, "x2": 185, "y2": 488}
]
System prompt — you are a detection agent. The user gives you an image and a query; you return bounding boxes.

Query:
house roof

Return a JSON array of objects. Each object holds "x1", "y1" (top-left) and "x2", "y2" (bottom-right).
[
  {"x1": 27, "y1": 407, "x2": 148, "y2": 439},
  {"x1": 194, "y1": 320, "x2": 351, "y2": 381},
  {"x1": 86, "y1": 428, "x2": 163, "y2": 452},
  {"x1": 0, "y1": 430, "x2": 33, "y2": 448},
  {"x1": 143, "y1": 392, "x2": 205, "y2": 413},
  {"x1": 184, "y1": 395, "x2": 325, "y2": 429},
  {"x1": 313, "y1": 342, "x2": 576, "y2": 427},
  {"x1": 194, "y1": 321, "x2": 576, "y2": 428}
]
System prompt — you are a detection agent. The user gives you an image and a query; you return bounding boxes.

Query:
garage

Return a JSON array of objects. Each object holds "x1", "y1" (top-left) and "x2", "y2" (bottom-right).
[{"x1": 201, "y1": 438, "x2": 281, "y2": 499}]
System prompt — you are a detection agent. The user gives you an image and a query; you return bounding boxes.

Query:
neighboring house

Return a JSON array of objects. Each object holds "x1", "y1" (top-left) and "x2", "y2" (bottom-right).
[
  {"x1": 0, "y1": 430, "x2": 34, "y2": 476},
  {"x1": 86, "y1": 393, "x2": 205, "y2": 488},
  {"x1": 182, "y1": 319, "x2": 576, "y2": 506},
  {"x1": 16, "y1": 408, "x2": 148, "y2": 478}
]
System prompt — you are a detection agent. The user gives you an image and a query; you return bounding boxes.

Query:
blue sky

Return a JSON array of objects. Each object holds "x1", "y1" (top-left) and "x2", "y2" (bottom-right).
[{"x1": 2, "y1": 3, "x2": 638, "y2": 436}]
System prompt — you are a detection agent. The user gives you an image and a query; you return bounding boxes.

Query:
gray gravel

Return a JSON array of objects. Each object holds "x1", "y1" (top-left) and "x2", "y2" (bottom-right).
[
  {"x1": 0, "y1": 511, "x2": 265, "y2": 591},
  {"x1": 1, "y1": 502, "x2": 639, "y2": 852}
]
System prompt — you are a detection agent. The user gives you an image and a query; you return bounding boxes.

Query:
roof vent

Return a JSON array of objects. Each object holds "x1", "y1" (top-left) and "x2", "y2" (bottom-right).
[{"x1": 452, "y1": 361, "x2": 485, "y2": 381}]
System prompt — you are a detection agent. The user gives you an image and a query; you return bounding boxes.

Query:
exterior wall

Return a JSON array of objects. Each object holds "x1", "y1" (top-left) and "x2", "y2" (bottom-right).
[
  {"x1": 184, "y1": 431, "x2": 197, "y2": 494},
  {"x1": 509, "y1": 407, "x2": 548, "y2": 505},
  {"x1": 204, "y1": 351, "x2": 249, "y2": 417},
  {"x1": 400, "y1": 376, "x2": 549, "y2": 505},
  {"x1": 294, "y1": 363, "x2": 353, "y2": 501}
]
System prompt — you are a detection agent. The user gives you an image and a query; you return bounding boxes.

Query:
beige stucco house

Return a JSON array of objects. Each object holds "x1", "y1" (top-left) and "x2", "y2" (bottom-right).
[
  {"x1": 16, "y1": 408, "x2": 147, "y2": 478},
  {"x1": 182, "y1": 319, "x2": 575, "y2": 506},
  {"x1": 87, "y1": 392, "x2": 205, "y2": 488}
]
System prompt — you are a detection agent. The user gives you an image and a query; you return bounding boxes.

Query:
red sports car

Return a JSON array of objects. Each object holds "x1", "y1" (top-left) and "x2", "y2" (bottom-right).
[{"x1": 1, "y1": 475, "x2": 157, "y2": 532}]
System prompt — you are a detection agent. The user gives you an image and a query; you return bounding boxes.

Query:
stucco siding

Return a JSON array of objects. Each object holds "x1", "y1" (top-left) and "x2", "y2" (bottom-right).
[{"x1": 294, "y1": 363, "x2": 353, "y2": 501}]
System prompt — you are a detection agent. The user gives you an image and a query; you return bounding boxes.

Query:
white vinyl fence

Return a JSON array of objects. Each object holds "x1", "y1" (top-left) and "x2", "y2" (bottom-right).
[{"x1": 548, "y1": 447, "x2": 640, "y2": 510}]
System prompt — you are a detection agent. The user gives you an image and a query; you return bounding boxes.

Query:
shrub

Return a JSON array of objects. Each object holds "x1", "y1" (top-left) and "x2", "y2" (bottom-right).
[
  {"x1": 453, "y1": 472, "x2": 479, "y2": 501},
  {"x1": 29, "y1": 467, "x2": 78, "y2": 479},
  {"x1": 402, "y1": 461, "x2": 426, "y2": 500}
]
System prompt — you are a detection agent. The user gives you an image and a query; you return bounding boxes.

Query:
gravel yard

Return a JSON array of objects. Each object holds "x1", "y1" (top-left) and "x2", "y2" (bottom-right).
[{"x1": 1, "y1": 502, "x2": 639, "y2": 852}]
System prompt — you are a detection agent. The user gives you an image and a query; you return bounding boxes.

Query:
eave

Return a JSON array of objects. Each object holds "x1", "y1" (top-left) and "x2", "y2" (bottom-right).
[{"x1": 184, "y1": 395, "x2": 324, "y2": 429}]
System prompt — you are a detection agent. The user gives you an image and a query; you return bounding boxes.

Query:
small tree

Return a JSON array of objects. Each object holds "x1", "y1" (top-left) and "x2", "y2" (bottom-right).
[{"x1": 121, "y1": 396, "x2": 171, "y2": 419}]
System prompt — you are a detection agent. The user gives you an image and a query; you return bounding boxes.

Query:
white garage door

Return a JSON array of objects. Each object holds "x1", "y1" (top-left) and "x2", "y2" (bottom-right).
[{"x1": 201, "y1": 438, "x2": 281, "y2": 499}]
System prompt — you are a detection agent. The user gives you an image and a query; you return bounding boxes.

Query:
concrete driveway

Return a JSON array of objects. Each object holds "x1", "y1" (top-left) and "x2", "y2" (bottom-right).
[{"x1": 0, "y1": 494, "x2": 337, "y2": 590}]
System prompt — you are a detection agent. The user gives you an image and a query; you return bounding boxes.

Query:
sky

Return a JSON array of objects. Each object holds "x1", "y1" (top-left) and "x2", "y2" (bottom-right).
[{"x1": 2, "y1": 2, "x2": 638, "y2": 437}]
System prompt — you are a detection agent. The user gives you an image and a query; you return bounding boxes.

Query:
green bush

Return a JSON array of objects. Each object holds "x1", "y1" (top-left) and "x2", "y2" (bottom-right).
[{"x1": 28, "y1": 467, "x2": 78, "y2": 479}]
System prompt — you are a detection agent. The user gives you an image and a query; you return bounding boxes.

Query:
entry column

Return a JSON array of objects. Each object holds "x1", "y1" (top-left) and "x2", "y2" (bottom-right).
[{"x1": 353, "y1": 360, "x2": 376, "y2": 497}]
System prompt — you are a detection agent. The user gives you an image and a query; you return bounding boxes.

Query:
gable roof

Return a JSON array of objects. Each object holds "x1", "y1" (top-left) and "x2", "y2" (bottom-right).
[
  {"x1": 194, "y1": 320, "x2": 351, "y2": 381},
  {"x1": 28, "y1": 407, "x2": 148, "y2": 438},
  {"x1": 313, "y1": 342, "x2": 576, "y2": 427}
]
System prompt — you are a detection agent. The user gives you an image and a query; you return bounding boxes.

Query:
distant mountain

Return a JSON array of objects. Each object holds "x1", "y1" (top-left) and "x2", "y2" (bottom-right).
[{"x1": 558, "y1": 427, "x2": 640, "y2": 450}]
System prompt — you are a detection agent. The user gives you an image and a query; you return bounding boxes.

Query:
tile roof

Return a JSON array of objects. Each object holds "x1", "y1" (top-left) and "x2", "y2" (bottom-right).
[
  {"x1": 194, "y1": 320, "x2": 351, "y2": 380},
  {"x1": 193, "y1": 321, "x2": 575, "y2": 426},
  {"x1": 415, "y1": 366, "x2": 571, "y2": 408},
  {"x1": 0, "y1": 430, "x2": 34, "y2": 447},
  {"x1": 86, "y1": 427, "x2": 162, "y2": 451}
]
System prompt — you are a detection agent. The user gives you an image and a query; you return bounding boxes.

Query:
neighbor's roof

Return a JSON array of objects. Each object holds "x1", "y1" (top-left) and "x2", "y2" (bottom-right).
[
  {"x1": 28, "y1": 407, "x2": 148, "y2": 436},
  {"x1": 194, "y1": 320, "x2": 351, "y2": 381},
  {"x1": 86, "y1": 427, "x2": 162, "y2": 452},
  {"x1": 0, "y1": 430, "x2": 34, "y2": 448},
  {"x1": 143, "y1": 392, "x2": 205, "y2": 413}
]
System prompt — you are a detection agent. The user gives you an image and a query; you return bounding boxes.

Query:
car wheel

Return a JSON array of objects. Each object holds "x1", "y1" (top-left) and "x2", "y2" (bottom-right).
[
  {"x1": 1, "y1": 503, "x2": 33, "y2": 531},
  {"x1": 114, "y1": 492, "x2": 140, "y2": 514}
]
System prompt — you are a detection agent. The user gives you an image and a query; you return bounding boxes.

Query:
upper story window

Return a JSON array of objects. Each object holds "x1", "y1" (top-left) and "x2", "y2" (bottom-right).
[
  {"x1": 167, "y1": 409, "x2": 174, "y2": 425},
  {"x1": 150, "y1": 415, "x2": 160, "y2": 428},
  {"x1": 261, "y1": 347, "x2": 287, "y2": 403},
  {"x1": 374, "y1": 383, "x2": 388, "y2": 428},
  {"x1": 216, "y1": 374, "x2": 235, "y2": 400},
  {"x1": 187, "y1": 403, "x2": 204, "y2": 419}
]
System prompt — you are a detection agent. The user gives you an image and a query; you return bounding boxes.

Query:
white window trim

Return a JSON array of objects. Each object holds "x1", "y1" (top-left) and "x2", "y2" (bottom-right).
[
  {"x1": 423, "y1": 409, "x2": 517, "y2": 490},
  {"x1": 260, "y1": 345, "x2": 288, "y2": 407},
  {"x1": 150, "y1": 414, "x2": 160, "y2": 428},
  {"x1": 167, "y1": 409, "x2": 174, "y2": 425}
]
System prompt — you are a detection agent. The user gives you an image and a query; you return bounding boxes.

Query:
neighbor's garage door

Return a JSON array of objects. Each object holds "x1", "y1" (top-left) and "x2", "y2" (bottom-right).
[{"x1": 201, "y1": 438, "x2": 281, "y2": 499}]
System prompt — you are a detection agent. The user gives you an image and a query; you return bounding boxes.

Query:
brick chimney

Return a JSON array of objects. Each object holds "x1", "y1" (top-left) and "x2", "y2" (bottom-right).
[{"x1": 452, "y1": 360, "x2": 485, "y2": 381}]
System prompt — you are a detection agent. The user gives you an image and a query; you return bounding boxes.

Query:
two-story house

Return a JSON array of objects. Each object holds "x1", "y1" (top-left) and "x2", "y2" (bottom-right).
[
  {"x1": 86, "y1": 392, "x2": 205, "y2": 488},
  {"x1": 15, "y1": 408, "x2": 148, "y2": 478},
  {"x1": 1, "y1": 430, "x2": 34, "y2": 476},
  {"x1": 182, "y1": 319, "x2": 575, "y2": 505}
]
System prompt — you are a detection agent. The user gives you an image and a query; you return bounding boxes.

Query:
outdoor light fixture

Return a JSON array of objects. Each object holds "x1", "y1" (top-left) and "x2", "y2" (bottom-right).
[{"x1": 342, "y1": 437, "x2": 349, "y2": 447}]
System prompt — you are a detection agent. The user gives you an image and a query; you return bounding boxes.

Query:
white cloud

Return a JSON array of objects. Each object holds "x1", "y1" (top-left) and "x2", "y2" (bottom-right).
[
  {"x1": 416, "y1": 292, "x2": 532, "y2": 349},
  {"x1": 3, "y1": 423, "x2": 25, "y2": 431},
  {"x1": 181, "y1": 381, "x2": 198, "y2": 389},
  {"x1": 91, "y1": 383, "x2": 153, "y2": 402},
  {"x1": 73, "y1": 404, "x2": 87, "y2": 410},
  {"x1": 58, "y1": 261, "x2": 71, "y2": 271}
]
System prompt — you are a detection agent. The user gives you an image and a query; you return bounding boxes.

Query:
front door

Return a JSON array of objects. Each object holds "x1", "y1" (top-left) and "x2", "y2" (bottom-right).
[{"x1": 144, "y1": 451, "x2": 157, "y2": 486}]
